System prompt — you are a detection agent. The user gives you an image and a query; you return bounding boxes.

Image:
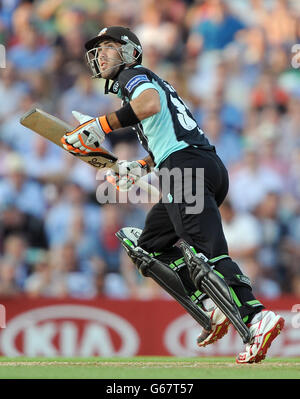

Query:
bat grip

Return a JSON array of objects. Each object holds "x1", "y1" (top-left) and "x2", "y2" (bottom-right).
[
  {"x1": 135, "y1": 178, "x2": 160, "y2": 202},
  {"x1": 110, "y1": 164, "x2": 159, "y2": 201}
]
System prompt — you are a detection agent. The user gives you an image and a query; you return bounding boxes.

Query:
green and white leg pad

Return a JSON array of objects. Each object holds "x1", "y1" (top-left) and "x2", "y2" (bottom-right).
[
  {"x1": 179, "y1": 240, "x2": 252, "y2": 344},
  {"x1": 116, "y1": 227, "x2": 212, "y2": 331}
]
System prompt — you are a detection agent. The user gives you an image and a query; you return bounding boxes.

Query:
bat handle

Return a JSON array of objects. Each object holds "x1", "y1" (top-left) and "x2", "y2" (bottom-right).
[
  {"x1": 135, "y1": 178, "x2": 160, "y2": 202},
  {"x1": 110, "y1": 164, "x2": 160, "y2": 201}
]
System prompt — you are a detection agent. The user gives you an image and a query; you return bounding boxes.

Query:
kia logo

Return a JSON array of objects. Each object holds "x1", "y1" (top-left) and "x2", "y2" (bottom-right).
[{"x1": 0, "y1": 305, "x2": 139, "y2": 356}]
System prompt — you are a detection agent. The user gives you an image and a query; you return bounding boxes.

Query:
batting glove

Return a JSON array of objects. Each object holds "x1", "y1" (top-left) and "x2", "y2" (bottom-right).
[
  {"x1": 106, "y1": 160, "x2": 148, "y2": 192},
  {"x1": 61, "y1": 111, "x2": 112, "y2": 155}
]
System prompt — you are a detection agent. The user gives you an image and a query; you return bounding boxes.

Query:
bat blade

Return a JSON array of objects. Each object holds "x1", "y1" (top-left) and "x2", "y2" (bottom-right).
[
  {"x1": 20, "y1": 107, "x2": 118, "y2": 170},
  {"x1": 20, "y1": 108, "x2": 159, "y2": 199}
]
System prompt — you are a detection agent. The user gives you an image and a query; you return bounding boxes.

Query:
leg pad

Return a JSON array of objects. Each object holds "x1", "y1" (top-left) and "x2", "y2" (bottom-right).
[
  {"x1": 180, "y1": 240, "x2": 251, "y2": 343},
  {"x1": 116, "y1": 228, "x2": 212, "y2": 331}
]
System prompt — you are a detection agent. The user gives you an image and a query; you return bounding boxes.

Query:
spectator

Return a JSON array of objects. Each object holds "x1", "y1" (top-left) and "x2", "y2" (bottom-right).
[
  {"x1": 258, "y1": 124, "x2": 290, "y2": 179},
  {"x1": 258, "y1": 0, "x2": 299, "y2": 47},
  {"x1": 97, "y1": 204, "x2": 123, "y2": 274},
  {"x1": 23, "y1": 70, "x2": 56, "y2": 111},
  {"x1": 0, "y1": 91, "x2": 38, "y2": 155},
  {"x1": 10, "y1": 0, "x2": 34, "y2": 39},
  {"x1": 1, "y1": 233, "x2": 30, "y2": 290},
  {"x1": 277, "y1": 97, "x2": 300, "y2": 164},
  {"x1": 57, "y1": 242, "x2": 96, "y2": 298},
  {"x1": 8, "y1": 26, "x2": 54, "y2": 76},
  {"x1": 0, "y1": 200, "x2": 48, "y2": 251},
  {"x1": 250, "y1": 71, "x2": 289, "y2": 114},
  {"x1": 0, "y1": 0, "x2": 20, "y2": 32},
  {"x1": 24, "y1": 248, "x2": 68, "y2": 298},
  {"x1": 47, "y1": 28, "x2": 89, "y2": 92},
  {"x1": 0, "y1": 153, "x2": 47, "y2": 218},
  {"x1": 135, "y1": 1, "x2": 182, "y2": 64},
  {"x1": 23, "y1": 135, "x2": 65, "y2": 182},
  {"x1": 89, "y1": 255, "x2": 130, "y2": 299},
  {"x1": 186, "y1": 0, "x2": 245, "y2": 55},
  {"x1": 45, "y1": 181, "x2": 100, "y2": 246},
  {"x1": 254, "y1": 191, "x2": 288, "y2": 289},
  {"x1": 229, "y1": 144, "x2": 284, "y2": 212},
  {"x1": 290, "y1": 274, "x2": 300, "y2": 297},
  {"x1": 219, "y1": 199, "x2": 262, "y2": 268},
  {"x1": 286, "y1": 146, "x2": 300, "y2": 202},
  {"x1": 201, "y1": 109, "x2": 243, "y2": 167},
  {"x1": 35, "y1": 0, "x2": 102, "y2": 37},
  {"x1": 0, "y1": 63, "x2": 27, "y2": 124},
  {"x1": 66, "y1": 205, "x2": 102, "y2": 270},
  {"x1": 284, "y1": 204, "x2": 300, "y2": 276},
  {"x1": 0, "y1": 256, "x2": 20, "y2": 296},
  {"x1": 242, "y1": 257, "x2": 281, "y2": 299},
  {"x1": 26, "y1": 242, "x2": 96, "y2": 298},
  {"x1": 58, "y1": 70, "x2": 113, "y2": 124}
]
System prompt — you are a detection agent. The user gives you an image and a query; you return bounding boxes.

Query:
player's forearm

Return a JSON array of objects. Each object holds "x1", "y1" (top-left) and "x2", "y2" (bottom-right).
[
  {"x1": 106, "y1": 89, "x2": 161, "y2": 130},
  {"x1": 106, "y1": 112, "x2": 122, "y2": 130}
]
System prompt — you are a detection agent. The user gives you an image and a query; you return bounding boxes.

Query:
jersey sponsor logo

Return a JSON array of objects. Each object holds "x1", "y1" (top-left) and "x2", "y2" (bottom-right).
[{"x1": 125, "y1": 74, "x2": 149, "y2": 93}]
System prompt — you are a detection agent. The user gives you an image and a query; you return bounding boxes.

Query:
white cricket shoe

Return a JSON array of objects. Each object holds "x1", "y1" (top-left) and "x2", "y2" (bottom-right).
[
  {"x1": 197, "y1": 307, "x2": 230, "y2": 347},
  {"x1": 236, "y1": 310, "x2": 285, "y2": 364}
]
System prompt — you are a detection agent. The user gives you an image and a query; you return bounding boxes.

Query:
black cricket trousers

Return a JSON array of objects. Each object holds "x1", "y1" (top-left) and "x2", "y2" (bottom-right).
[
  {"x1": 138, "y1": 146, "x2": 229, "y2": 258},
  {"x1": 137, "y1": 146, "x2": 264, "y2": 320}
]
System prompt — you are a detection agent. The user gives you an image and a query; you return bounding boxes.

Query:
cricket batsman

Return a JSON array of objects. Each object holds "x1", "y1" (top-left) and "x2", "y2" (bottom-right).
[{"x1": 61, "y1": 26, "x2": 285, "y2": 363}]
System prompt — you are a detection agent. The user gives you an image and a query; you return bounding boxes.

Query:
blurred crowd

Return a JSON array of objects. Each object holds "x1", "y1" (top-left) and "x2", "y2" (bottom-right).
[{"x1": 0, "y1": 0, "x2": 299, "y2": 300}]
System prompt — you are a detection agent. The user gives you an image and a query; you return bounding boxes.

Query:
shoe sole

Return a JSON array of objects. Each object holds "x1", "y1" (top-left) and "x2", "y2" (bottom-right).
[
  {"x1": 198, "y1": 319, "x2": 230, "y2": 347},
  {"x1": 236, "y1": 316, "x2": 285, "y2": 364}
]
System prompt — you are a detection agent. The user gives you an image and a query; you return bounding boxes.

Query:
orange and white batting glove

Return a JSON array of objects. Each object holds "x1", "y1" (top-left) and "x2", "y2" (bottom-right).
[
  {"x1": 61, "y1": 111, "x2": 111, "y2": 155},
  {"x1": 106, "y1": 160, "x2": 148, "y2": 192}
]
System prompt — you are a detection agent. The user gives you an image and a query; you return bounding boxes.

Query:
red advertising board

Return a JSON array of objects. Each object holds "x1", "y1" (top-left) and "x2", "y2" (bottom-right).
[{"x1": 0, "y1": 296, "x2": 299, "y2": 357}]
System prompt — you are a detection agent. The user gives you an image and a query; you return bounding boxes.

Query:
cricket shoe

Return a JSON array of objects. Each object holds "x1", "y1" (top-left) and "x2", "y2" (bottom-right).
[
  {"x1": 197, "y1": 307, "x2": 230, "y2": 347},
  {"x1": 236, "y1": 310, "x2": 285, "y2": 364}
]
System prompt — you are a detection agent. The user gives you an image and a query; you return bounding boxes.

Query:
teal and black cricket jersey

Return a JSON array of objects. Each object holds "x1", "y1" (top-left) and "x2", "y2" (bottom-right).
[{"x1": 108, "y1": 65, "x2": 215, "y2": 168}]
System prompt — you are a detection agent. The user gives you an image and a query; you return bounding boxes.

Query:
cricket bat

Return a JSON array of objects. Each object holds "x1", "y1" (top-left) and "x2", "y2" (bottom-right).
[{"x1": 20, "y1": 108, "x2": 159, "y2": 199}]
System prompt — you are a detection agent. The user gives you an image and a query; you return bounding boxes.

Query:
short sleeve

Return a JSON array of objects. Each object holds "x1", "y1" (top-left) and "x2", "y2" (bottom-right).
[{"x1": 118, "y1": 67, "x2": 157, "y2": 100}]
